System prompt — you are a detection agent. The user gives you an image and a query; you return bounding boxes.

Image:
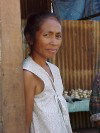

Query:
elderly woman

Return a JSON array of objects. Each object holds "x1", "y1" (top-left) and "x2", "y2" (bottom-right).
[
  {"x1": 23, "y1": 12, "x2": 72, "y2": 133},
  {"x1": 89, "y1": 73, "x2": 100, "y2": 127}
]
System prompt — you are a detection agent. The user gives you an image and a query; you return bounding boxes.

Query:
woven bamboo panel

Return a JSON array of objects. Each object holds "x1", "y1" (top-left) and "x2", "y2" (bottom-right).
[{"x1": 52, "y1": 20, "x2": 100, "y2": 91}]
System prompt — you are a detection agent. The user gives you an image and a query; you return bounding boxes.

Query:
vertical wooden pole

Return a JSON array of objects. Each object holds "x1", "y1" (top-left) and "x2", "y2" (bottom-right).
[
  {"x1": 0, "y1": 1, "x2": 3, "y2": 131},
  {"x1": 0, "y1": 0, "x2": 26, "y2": 133}
]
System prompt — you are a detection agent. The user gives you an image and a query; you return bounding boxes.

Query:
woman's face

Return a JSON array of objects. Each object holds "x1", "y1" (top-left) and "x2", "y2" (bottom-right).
[{"x1": 32, "y1": 18, "x2": 62, "y2": 59}]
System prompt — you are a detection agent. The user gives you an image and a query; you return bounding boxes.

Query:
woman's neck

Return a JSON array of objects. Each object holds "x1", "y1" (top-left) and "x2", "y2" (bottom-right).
[{"x1": 30, "y1": 52, "x2": 47, "y2": 68}]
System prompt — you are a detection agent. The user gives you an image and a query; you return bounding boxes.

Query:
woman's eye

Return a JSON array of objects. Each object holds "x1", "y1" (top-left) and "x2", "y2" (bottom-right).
[
  {"x1": 43, "y1": 34, "x2": 50, "y2": 37},
  {"x1": 56, "y1": 34, "x2": 62, "y2": 39}
]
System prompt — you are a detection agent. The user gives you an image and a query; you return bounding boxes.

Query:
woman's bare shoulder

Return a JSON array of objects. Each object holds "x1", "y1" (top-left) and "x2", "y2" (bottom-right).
[
  {"x1": 23, "y1": 70, "x2": 38, "y2": 88},
  {"x1": 24, "y1": 69, "x2": 39, "y2": 81}
]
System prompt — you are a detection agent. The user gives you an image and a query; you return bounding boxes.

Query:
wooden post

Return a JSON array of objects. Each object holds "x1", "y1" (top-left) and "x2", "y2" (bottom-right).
[
  {"x1": 0, "y1": 0, "x2": 26, "y2": 133},
  {"x1": 0, "y1": 6, "x2": 3, "y2": 132}
]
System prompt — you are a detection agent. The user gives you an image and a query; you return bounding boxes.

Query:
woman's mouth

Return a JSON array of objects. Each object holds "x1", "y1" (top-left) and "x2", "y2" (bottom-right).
[{"x1": 47, "y1": 49, "x2": 57, "y2": 53}]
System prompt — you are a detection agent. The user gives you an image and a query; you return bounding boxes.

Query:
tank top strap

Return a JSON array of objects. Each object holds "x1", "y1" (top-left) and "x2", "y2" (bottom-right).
[{"x1": 23, "y1": 56, "x2": 49, "y2": 84}]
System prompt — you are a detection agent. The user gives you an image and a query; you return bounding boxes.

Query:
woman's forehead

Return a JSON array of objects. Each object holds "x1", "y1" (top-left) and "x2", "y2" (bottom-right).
[{"x1": 40, "y1": 18, "x2": 62, "y2": 32}]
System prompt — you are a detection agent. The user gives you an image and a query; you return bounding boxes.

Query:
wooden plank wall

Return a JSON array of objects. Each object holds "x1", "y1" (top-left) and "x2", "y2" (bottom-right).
[
  {"x1": 70, "y1": 112, "x2": 91, "y2": 129},
  {"x1": 52, "y1": 20, "x2": 100, "y2": 92},
  {"x1": 20, "y1": 0, "x2": 51, "y2": 18}
]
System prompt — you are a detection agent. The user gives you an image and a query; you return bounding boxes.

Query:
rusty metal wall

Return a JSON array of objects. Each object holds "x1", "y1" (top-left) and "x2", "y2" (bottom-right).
[
  {"x1": 52, "y1": 20, "x2": 100, "y2": 92},
  {"x1": 93, "y1": 22, "x2": 100, "y2": 73}
]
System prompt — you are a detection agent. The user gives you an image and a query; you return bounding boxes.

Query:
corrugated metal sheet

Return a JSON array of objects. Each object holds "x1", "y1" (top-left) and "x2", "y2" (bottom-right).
[
  {"x1": 93, "y1": 22, "x2": 100, "y2": 73},
  {"x1": 52, "y1": 20, "x2": 100, "y2": 92}
]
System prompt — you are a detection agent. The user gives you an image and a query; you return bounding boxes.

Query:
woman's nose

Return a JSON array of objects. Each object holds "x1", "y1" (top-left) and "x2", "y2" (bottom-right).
[{"x1": 50, "y1": 38, "x2": 58, "y2": 46}]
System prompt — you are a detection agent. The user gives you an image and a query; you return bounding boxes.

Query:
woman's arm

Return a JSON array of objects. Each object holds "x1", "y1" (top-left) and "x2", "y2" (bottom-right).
[{"x1": 23, "y1": 70, "x2": 36, "y2": 133}]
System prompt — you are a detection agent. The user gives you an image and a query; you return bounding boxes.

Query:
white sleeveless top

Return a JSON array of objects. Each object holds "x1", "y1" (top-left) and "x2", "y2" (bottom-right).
[{"x1": 23, "y1": 56, "x2": 72, "y2": 133}]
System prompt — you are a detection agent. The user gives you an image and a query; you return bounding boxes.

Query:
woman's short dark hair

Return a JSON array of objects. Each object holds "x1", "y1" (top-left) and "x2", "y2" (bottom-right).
[{"x1": 24, "y1": 12, "x2": 61, "y2": 52}]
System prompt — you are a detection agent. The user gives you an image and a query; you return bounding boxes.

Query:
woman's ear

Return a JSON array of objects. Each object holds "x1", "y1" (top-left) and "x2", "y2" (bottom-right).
[{"x1": 25, "y1": 33, "x2": 33, "y2": 45}]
